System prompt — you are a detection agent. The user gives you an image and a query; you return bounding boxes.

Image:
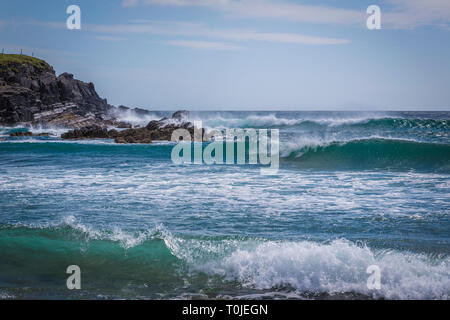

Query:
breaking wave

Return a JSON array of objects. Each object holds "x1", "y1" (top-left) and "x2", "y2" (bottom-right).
[
  {"x1": 198, "y1": 114, "x2": 448, "y2": 130},
  {"x1": 0, "y1": 218, "x2": 448, "y2": 300},
  {"x1": 280, "y1": 137, "x2": 450, "y2": 171}
]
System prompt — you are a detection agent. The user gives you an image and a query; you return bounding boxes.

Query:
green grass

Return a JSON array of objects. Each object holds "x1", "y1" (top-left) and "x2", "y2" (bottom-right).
[{"x1": 0, "y1": 54, "x2": 51, "y2": 71}]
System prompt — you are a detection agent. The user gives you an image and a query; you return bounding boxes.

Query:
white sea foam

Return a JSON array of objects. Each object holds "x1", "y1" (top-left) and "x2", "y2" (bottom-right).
[
  {"x1": 137, "y1": 225, "x2": 450, "y2": 300},
  {"x1": 114, "y1": 110, "x2": 162, "y2": 127},
  {"x1": 183, "y1": 239, "x2": 449, "y2": 300},
  {"x1": 280, "y1": 136, "x2": 334, "y2": 157},
  {"x1": 156, "y1": 228, "x2": 450, "y2": 299},
  {"x1": 194, "y1": 113, "x2": 390, "y2": 130},
  {"x1": 61, "y1": 215, "x2": 156, "y2": 250},
  {"x1": 0, "y1": 125, "x2": 72, "y2": 137},
  {"x1": 0, "y1": 291, "x2": 15, "y2": 300},
  {"x1": 27, "y1": 125, "x2": 69, "y2": 137}
]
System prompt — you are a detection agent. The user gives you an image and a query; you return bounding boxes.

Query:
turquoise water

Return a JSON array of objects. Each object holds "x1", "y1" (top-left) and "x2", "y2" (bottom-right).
[{"x1": 0, "y1": 111, "x2": 449, "y2": 299}]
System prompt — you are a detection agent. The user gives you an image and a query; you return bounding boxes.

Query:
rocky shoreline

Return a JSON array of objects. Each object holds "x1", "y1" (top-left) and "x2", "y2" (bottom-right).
[
  {"x1": 60, "y1": 110, "x2": 207, "y2": 144},
  {"x1": 0, "y1": 54, "x2": 205, "y2": 144}
]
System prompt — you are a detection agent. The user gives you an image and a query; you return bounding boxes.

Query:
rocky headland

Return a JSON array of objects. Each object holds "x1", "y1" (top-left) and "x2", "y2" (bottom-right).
[{"x1": 0, "y1": 54, "x2": 203, "y2": 143}]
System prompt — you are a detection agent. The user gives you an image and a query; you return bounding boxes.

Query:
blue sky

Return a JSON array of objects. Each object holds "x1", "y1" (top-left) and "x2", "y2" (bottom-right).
[{"x1": 0, "y1": 0, "x2": 449, "y2": 110}]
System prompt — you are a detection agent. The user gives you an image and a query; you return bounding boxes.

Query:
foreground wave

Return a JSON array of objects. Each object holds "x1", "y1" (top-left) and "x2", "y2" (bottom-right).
[{"x1": 0, "y1": 219, "x2": 448, "y2": 300}]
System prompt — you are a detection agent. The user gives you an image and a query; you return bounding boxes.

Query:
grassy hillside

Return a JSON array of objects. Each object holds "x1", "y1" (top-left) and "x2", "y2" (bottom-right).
[{"x1": 0, "y1": 54, "x2": 52, "y2": 71}]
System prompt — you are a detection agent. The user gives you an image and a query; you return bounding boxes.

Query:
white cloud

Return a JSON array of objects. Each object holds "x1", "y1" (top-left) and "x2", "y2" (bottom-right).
[
  {"x1": 122, "y1": 0, "x2": 450, "y2": 29},
  {"x1": 28, "y1": 19, "x2": 350, "y2": 45},
  {"x1": 83, "y1": 21, "x2": 350, "y2": 45},
  {"x1": 122, "y1": 0, "x2": 364, "y2": 24},
  {"x1": 167, "y1": 40, "x2": 241, "y2": 50},
  {"x1": 383, "y1": 0, "x2": 450, "y2": 29},
  {"x1": 122, "y1": 0, "x2": 139, "y2": 7},
  {"x1": 123, "y1": 0, "x2": 227, "y2": 7},
  {"x1": 226, "y1": 2, "x2": 362, "y2": 24},
  {"x1": 92, "y1": 35, "x2": 124, "y2": 42}
]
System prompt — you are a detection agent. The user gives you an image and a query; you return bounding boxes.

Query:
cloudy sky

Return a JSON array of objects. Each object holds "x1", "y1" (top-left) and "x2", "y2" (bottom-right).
[{"x1": 0, "y1": 0, "x2": 449, "y2": 110}]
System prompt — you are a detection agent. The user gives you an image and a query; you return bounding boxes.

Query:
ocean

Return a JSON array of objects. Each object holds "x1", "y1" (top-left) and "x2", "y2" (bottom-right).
[{"x1": 0, "y1": 111, "x2": 449, "y2": 300}]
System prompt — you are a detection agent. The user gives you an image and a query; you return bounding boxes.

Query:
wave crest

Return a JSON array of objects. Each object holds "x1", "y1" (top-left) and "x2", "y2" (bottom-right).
[
  {"x1": 197, "y1": 239, "x2": 449, "y2": 300},
  {"x1": 199, "y1": 114, "x2": 448, "y2": 130},
  {"x1": 1, "y1": 221, "x2": 448, "y2": 299},
  {"x1": 280, "y1": 137, "x2": 450, "y2": 171}
]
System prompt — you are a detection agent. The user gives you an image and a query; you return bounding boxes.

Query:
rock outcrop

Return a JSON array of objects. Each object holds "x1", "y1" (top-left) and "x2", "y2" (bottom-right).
[
  {"x1": 60, "y1": 125, "x2": 110, "y2": 140},
  {"x1": 171, "y1": 110, "x2": 189, "y2": 121},
  {"x1": 0, "y1": 54, "x2": 205, "y2": 144},
  {"x1": 9, "y1": 131, "x2": 51, "y2": 137},
  {"x1": 61, "y1": 111, "x2": 207, "y2": 144},
  {"x1": 0, "y1": 54, "x2": 123, "y2": 128}
]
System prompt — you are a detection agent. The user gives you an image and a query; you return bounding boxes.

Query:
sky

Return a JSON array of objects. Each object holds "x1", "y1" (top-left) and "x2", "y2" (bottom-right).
[{"x1": 0, "y1": 0, "x2": 449, "y2": 111}]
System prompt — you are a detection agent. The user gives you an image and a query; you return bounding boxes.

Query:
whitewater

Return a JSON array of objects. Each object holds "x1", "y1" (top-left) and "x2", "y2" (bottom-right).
[{"x1": 0, "y1": 111, "x2": 449, "y2": 299}]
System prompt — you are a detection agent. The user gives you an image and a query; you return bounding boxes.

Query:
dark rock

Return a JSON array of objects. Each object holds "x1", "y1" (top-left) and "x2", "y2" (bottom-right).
[
  {"x1": 112, "y1": 128, "x2": 153, "y2": 144},
  {"x1": 172, "y1": 110, "x2": 189, "y2": 121},
  {"x1": 10, "y1": 131, "x2": 33, "y2": 137},
  {"x1": 116, "y1": 122, "x2": 132, "y2": 129},
  {"x1": 114, "y1": 137, "x2": 127, "y2": 144},
  {"x1": 118, "y1": 105, "x2": 129, "y2": 112},
  {"x1": 108, "y1": 129, "x2": 119, "y2": 137},
  {"x1": 145, "y1": 120, "x2": 160, "y2": 130},
  {"x1": 0, "y1": 54, "x2": 121, "y2": 128},
  {"x1": 133, "y1": 107, "x2": 152, "y2": 117},
  {"x1": 9, "y1": 131, "x2": 52, "y2": 137},
  {"x1": 61, "y1": 125, "x2": 109, "y2": 140},
  {"x1": 78, "y1": 110, "x2": 205, "y2": 144}
]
